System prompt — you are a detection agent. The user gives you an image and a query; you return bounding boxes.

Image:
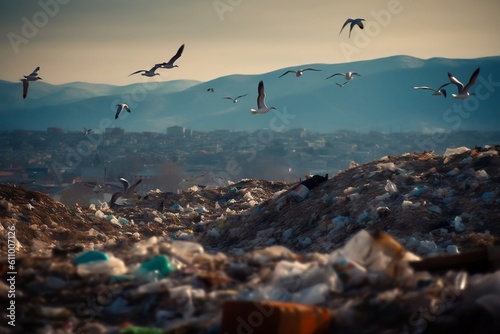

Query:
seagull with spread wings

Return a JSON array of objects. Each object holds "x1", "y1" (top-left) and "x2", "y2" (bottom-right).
[
  {"x1": 156, "y1": 44, "x2": 185, "y2": 69},
  {"x1": 413, "y1": 85, "x2": 450, "y2": 98},
  {"x1": 279, "y1": 68, "x2": 321, "y2": 78},
  {"x1": 251, "y1": 81, "x2": 276, "y2": 115},
  {"x1": 325, "y1": 71, "x2": 361, "y2": 81},
  {"x1": 20, "y1": 66, "x2": 42, "y2": 99},
  {"x1": 441, "y1": 67, "x2": 480, "y2": 99},
  {"x1": 115, "y1": 103, "x2": 131, "y2": 119},
  {"x1": 110, "y1": 177, "x2": 143, "y2": 206},
  {"x1": 339, "y1": 18, "x2": 365, "y2": 38},
  {"x1": 223, "y1": 94, "x2": 247, "y2": 103},
  {"x1": 129, "y1": 64, "x2": 161, "y2": 77},
  {"x1": 82, "y1": 128, "x2": 92, "y2": 135}
]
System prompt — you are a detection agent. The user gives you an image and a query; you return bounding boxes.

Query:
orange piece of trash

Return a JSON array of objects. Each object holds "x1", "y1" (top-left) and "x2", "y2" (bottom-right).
[{"x1": 220, "y1": 300, "x2": 332, "y2": 334}]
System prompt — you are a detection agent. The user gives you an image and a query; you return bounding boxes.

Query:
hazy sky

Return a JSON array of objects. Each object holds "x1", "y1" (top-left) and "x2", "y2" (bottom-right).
[{"x1": 1, "y1": 0, "x2": 499, "y2": 86}]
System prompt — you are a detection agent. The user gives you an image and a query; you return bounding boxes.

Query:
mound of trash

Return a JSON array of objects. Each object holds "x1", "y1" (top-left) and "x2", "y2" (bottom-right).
[{"x1": 1, "y1": 145, "x2": 499, "y2": 333}]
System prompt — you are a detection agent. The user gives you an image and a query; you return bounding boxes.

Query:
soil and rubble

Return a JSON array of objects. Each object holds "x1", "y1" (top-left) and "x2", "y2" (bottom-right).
[{"x1": 1, "y1": 145, "x2": 500, "y2": 333}]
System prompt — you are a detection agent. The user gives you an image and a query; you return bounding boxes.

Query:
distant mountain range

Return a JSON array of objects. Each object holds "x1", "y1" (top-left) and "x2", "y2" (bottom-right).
[{"x1": 2, "y1": 55, "x2": 499, "y2": 133}]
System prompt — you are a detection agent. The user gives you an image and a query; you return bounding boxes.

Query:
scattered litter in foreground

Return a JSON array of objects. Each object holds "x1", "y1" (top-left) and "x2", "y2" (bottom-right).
[{"x1": 1, "y1": 145, "x2": 499, "y2": 333}]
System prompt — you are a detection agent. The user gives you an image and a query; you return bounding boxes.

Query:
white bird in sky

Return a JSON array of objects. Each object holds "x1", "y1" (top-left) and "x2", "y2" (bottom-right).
[
  {"x1": 442, "y1": 67, "x2": 480, "y2": 99},
  {"x1": 223, "y1": 94, "x2": 247, "y2": 103},
  {"x1": 20, "y1": 66, "x2": 42, "y2": 99},
  {"x1": 339, "y1": 18, "x2": 365, "y2": 38},
  {"x1": 115, "y1": 103, "x2": 131, "y2": 119},
  {"x1": 251, "y1": 81, "x2": 276, "y2": 115},
  {"x1": 156, "y1": 44, "x2": 185, "y2": 69},
  {"x1": 82, "y1": 127, "x2": 92, "y2": 135},
  {"x1": 413, "y1": 85, "x2": 449, "y2": 98},
  {"x1": 279, "y1": 68, "x2": 321, "y2": 78},
  {"x1": 129, "y1": 64, "x2": 161, "y2": 77},
  {"x1": 326, "y1": 71, "x2": 361, "y2": 81}
]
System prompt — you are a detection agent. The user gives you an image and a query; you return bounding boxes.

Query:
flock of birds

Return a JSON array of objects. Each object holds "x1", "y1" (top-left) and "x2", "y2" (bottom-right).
[
  {"x1": 413, "y1": 67, "x2": 481, "y2": 99},
  {"x1": 337, "y1": 17, "x2": 481, "y2": 100},
  {"x1": 235, "y1": 64, "x2": 481, "y2": 115},
  {"x1": 16, "y1": 16, "x2": 486, "y2": 205},
  {"x1": 19, "y1": 17, "x2": 482, "y2": 125}
]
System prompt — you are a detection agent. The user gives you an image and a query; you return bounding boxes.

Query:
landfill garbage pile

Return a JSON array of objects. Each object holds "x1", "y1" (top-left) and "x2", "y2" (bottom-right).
[{"x1": 0, "y1": 145, "x2": 499, "y2": 333}]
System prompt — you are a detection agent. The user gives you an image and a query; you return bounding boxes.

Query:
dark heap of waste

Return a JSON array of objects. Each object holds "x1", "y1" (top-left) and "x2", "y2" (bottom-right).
[{"x1": 1, "y1": 145, "x2": 499, "y2": 333}]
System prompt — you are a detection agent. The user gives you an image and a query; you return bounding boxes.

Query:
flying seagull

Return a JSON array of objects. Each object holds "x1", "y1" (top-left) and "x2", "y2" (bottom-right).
[
  {"x1": 441, "y1": 67, "x2": 480, "y2": 99},
  {"x1": 207, "y1": 88, "x2": 214, "y2": 92},
  {"x1": 156, "y1": 44, "x2": 185, "y2": 69},
  {"x1": 110, "y1": 177, "x2": 143, "y2": 206},
  {"x1": 129, "y1": 64, "x2": 161, "y2": 77},
  {"x1": 279, "y1": 68, "x2": 321, "y2": 78},
  {"x1": 251, "y1": 81, "x2": 276, "y2": 115},
  {"x1": 82, "y1": 128, "x2": 92, "y2": 135},
  {"x1": 413, "y1": 85, "x2": 449, "y2": 98},
  {"x1": 340, "y1": 18, "x2": 365, "y2": 38},
  {"x1": 20, "y1": 66, "x2": 42, "y2": 99},
  {"x1": 115, "y1": 103, "x2": 131, "y2": 119},
  {"x1": 118, "y1": 177, "x2": 141, "y2": 192},
  {"x1": 223, "y1": 94, "x2": 247, "y2": 103},
  {"x1": 326, "y1": 72, "x2": 361, "y2": 81}
]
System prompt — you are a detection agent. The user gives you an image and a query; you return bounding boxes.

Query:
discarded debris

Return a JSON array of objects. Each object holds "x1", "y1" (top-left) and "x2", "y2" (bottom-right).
[{"x1": 1, "y1": 146, "x2": 499, "y2": 332}]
